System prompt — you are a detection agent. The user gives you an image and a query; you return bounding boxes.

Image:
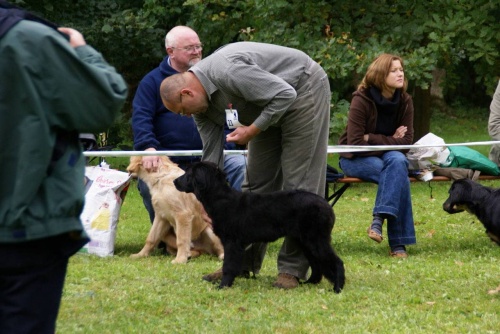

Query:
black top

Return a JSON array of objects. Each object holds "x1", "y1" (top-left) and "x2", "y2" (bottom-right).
[{"x1": 370, "y1": 87, "x2": 400, "y2": 136}]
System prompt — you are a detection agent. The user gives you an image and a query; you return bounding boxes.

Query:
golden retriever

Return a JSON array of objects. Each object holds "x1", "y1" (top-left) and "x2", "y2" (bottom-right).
[{"x1": 127, "y1": 155, "x2": 224, "y2": 263}]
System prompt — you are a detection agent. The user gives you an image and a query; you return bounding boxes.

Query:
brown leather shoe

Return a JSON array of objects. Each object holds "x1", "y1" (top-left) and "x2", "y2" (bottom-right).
[
  {"x1": 389, "y1": 250, "x2": 408, "y2": 258},
  {"x1": 272, "y1": 273, "x2": 299, "y2": 290},
  {"x1": 367, "y1": 227, "x2": 383, "y2": 243}
]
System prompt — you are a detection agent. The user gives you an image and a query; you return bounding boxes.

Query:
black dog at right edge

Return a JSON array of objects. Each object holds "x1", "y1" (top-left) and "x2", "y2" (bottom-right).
[
  {"x1": 443, "y1": 178, "x2": 500, "y2": 246},
  {"x1": 174, "y1": 161, "x2": 345, "y2": 293},
  {"x1": 443, "y1": 178, "x2": 500, "y2": 294}
]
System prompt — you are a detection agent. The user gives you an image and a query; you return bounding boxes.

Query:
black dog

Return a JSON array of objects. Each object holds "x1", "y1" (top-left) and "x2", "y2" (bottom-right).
[
  {"x1": 174, "y1": 162, "x2": 345, "y2": 293},
  {"x1": 443, "y1": 178, "x2": 500, "y2": 246}
]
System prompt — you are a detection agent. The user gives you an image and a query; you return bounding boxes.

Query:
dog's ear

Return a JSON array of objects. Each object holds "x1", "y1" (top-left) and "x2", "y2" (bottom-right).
[
  {"x1": 448, "y1": 179, "x2": 481, "y2": 209},
  {"x1": 189, "y1": 162, "x2": 230, "y2": 194},
  {"x1": 204, "y1": 161, "x2": 228, "y2": 181},
  {"x1": 160, "y1": 155, "x2": 174, "y2": 166},
  {"x1": 216, "y1": 165, "x2": 228, "y2": 181},
  {"x1": 450, "y1": 179, "x2": 473, "y2": 195},
  {"x1": 126, "y1": 156, "x2": 141, "y2": 174},
  {"x1": 176, "y1": 166, "x2": 195, "y2": 192},
  {"x1": 192, "y1": 163, "x2": 212, "y2": 191}
]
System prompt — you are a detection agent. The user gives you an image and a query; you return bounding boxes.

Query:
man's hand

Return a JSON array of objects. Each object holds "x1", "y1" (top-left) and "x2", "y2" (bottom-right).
[
  {"x1": 200, "y1": 205, "x2": 213, "y2": 227},
  {"x1": 226, "y1": 124, "x2": 261, "y2": 145},
  {"x1": 58, "y1": 27, "x2": 86, "y2": 48},
  {"x1": 393, "y1": 126, "x2": 408, "y2": 139},
  {"x1": 142, "y1": 148, "x2": 160, "y2": 172}
]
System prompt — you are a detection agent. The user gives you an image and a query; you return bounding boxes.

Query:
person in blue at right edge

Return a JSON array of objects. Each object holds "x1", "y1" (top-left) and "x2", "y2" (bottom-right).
[{"x1": 338, "y1": 53, "x2": 416, "y2": 258}]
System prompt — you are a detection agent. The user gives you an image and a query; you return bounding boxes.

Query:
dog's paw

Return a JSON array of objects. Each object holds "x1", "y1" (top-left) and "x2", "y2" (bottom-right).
[
  {"x1": 217, "y1": 283, "x2": 230, "y2": 290},
  {"x1": 333, "y1": 285, "x2": 343, "y2": 294},
  {"x1": 188, "y1": 250, "x2": 203, "y2": 259},
  {"x1": 487, "y1": 285, "x2": 500, "y2": 295},
  {"x1": 130, "y1": 253, "x2": 145, "y2": 259},
  {"x1": 171, "y1": 257, "x2": 188, "y2": 264},
  {"x1": 218, "y1": 253, "x2": 224, "y2": 261}
]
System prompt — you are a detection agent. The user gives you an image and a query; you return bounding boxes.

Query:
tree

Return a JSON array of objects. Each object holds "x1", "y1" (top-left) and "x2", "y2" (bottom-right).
[
  {"x1": 184, "y1": 0, "x2": 499, "y2": 140},
  {"x1": 19, "y1": 0, "x2": 189, "y2": 145},
  {"x1": 18, "y1": 0, "x2": 500, "y2": 144}
]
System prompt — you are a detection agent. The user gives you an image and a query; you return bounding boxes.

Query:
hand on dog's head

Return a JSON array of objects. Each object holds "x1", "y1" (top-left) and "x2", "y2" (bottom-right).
[{"x1": 126, "y1": 155, "x2": 176, "y2": 176}]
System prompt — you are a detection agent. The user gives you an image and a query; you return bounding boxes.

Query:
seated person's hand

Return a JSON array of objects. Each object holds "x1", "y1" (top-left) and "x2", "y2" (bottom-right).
[
  {"x1": 393, "y1": 126, "x2": 407, "y2": 139},
  {"x1": 142, "y1": 148, "x2": 160, "y2": 172}
]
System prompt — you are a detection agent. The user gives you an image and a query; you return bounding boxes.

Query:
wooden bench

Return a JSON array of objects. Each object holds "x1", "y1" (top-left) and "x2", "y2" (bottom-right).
[{"x1": 326, "y1": 174, "x2": 500, "y2": 207}]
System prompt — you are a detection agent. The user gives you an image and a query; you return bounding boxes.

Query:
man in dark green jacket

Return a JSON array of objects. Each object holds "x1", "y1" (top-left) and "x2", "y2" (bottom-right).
[{"x1": 0, "y1": 3, "x2": 128, "y2": 333}]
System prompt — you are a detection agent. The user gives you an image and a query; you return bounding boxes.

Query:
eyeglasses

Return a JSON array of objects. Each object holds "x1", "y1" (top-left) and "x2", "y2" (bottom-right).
[{"x1": 171, "y1": 44, "x2": 203, "y2": 52}]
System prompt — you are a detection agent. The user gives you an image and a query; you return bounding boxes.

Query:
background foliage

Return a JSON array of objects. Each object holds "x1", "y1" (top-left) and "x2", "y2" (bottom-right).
[{"x1": 17, "y1": 0, "x2": 500, "y2": 144}]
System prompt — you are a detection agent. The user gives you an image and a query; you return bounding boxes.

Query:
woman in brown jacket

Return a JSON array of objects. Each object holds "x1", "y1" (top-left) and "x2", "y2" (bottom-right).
[{"x1": 338, "y1": 54, "x2": 416, "y2": 258}]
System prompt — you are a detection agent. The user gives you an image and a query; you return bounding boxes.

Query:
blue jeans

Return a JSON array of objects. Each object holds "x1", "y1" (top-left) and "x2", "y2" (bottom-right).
[
  {"x1": 223, "y1": 154, "x2": 246, "y2": 191},
  {"x1": 138, "y1": 154, "x2": 246, "y2": 223},
  {"x1": 339, "y1": 151, "x2": 416, "y2": 246}
]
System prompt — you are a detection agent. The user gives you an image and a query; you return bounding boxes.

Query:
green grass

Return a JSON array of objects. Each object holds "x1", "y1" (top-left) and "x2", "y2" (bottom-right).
[
  {"x1": 430, "y1": 104, "x2": 491, "y2": 158},
  {"x1": 57, "y1": 108, "x2": 500, "y2": 333}
]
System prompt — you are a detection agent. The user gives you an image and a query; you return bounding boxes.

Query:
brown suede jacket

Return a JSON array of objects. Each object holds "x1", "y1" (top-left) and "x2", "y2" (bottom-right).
[{"x1": 338, "y1": 87, "x2": 414, "y2": 158}]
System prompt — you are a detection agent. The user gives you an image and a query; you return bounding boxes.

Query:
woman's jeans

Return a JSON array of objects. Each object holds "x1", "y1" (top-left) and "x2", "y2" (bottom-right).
[{"x1": 339, "y1": 151, "x2": 416, "y2": 246}]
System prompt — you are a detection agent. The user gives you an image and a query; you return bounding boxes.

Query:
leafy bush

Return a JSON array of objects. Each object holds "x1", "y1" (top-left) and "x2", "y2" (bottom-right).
[{"x1": 19, "y1": 0, "x2": 500, "y2": 144}]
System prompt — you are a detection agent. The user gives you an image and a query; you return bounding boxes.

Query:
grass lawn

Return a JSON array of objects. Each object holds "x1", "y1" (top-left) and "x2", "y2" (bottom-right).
[{"x1": 57, "y1": 108, "x2": 500, "y2": 333}]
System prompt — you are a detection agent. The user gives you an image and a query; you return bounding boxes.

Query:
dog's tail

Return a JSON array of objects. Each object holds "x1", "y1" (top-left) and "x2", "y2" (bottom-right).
[{"x1": 323, "y1": 247, "x2": 345, "y2": 293}]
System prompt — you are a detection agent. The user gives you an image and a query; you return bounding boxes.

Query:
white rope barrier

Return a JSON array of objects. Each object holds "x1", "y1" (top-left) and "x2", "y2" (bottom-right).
[
  {"x1": 83, "y1": 140, "x2": 500, "y2": 157},
  {"x1": 327, "y1": 140, "x2": 500, "y2": 153},
  {"x1": 85, "y1": 150, "x2": 222, "y2": 157}
]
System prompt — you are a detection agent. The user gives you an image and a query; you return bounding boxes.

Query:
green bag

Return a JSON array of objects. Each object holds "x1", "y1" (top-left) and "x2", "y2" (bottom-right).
[{"x1": 441, "y1": 146, "x2": 500, "y2": 176}]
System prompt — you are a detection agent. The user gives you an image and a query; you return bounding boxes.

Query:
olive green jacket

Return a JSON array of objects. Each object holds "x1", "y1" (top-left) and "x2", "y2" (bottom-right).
[{"x1": 0, "y1": 19, "x2": 128, "y2": 242}]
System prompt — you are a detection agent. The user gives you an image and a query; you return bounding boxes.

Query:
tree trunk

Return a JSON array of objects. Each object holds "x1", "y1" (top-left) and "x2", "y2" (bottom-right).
[{"x1": 412, "y1": 86, "x2": 431, "y2": 142}]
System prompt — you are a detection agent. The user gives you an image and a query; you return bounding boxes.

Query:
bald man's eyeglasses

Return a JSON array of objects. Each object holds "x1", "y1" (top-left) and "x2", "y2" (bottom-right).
[{"x1": 171, "y1": 44, "x2": 203, "y2": 52}]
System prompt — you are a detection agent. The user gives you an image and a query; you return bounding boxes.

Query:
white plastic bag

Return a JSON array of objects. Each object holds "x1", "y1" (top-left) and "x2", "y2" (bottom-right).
[
  {"x1": 79, "y1": 166, "x2": 131, "y2": 257},
  {"x1": 406, "y1": 133, "x2": 451, "y2": 170}
]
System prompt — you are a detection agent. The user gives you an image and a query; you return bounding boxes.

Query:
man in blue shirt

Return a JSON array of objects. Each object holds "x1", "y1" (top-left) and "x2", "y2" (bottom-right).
[{"x1": 132, "y1": 26, "x2": 246, "y2": 224}]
